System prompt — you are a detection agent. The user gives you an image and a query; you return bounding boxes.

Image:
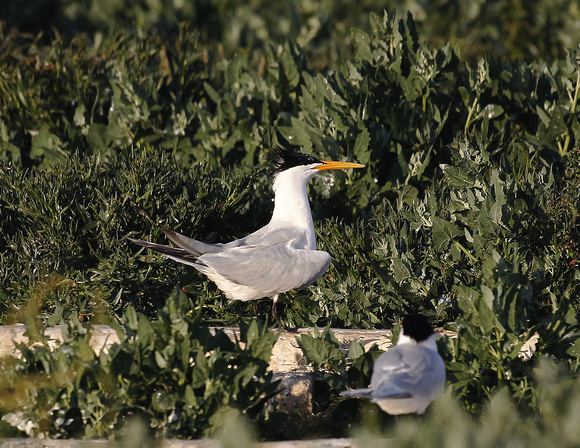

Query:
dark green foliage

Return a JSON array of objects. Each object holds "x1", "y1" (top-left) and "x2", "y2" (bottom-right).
[
  {"x1": 296, "y1": 326, "x2": 380, "y2": 391},
  {"x1": 0, "y1": 150, "x2": 271, "y2": 322},
  {"x1": 1, "y1": 0, "x2": 579, "y2": 65},
  {"x1": 0, "y1": 288, "x2": 280, "y2": 439}
]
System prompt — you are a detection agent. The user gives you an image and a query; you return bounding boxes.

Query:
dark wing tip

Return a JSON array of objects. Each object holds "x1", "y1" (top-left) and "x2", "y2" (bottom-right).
[
  {"x1": 376, "y1": 392, "x2": 413, "y2": 399},
  {"x1": 161, "y1": 228, "x2": 174, "y2": 237},
  {"x1": 126, "y1": 237, "x2": 150, "y2": 247},
  {"x1": 126, "y1": 236, "x2": 199, "y2": 263}
]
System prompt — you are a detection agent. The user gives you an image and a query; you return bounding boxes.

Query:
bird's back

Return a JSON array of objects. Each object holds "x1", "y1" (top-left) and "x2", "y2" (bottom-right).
[{"x1": 371, "y1": 344, "x2": 446, "y2": 400}]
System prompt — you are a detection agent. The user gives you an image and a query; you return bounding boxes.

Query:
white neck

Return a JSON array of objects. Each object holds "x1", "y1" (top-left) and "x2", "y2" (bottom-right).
[{"x1": 269, "y1": 166, "x2": 318, "y2": 248}]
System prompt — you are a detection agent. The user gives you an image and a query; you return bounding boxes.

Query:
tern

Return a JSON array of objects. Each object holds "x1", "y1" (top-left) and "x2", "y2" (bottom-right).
[
  {"x1": 342, "y1": 314, "x2": 446, "y2": 415},
  {"x1": 127, "y1": 149, "x2": 364, "y2": 323}
]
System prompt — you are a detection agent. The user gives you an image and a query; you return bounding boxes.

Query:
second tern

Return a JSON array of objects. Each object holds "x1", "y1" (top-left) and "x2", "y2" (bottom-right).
[{"x1": 342, "y1": 314, "x2": 446, "y2": 415}]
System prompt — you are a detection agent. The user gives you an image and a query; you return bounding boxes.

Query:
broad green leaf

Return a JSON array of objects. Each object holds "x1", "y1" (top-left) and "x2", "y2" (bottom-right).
[
  {"x1": 30, "y1": 127, "x2": 66, "y2": 163},
  {"x1": 73, "y1": 104, "x2": 86, "y2": 127},
  {"x1": 440, "y1": 165, "x2": 475, "y2": 188},
  {"x1": 348, "y1": 341, "x2": 365, "y2": 360},
  {"x1": 280, "y1": 117, "x2": 313, "y2": 152},
  {"x1": 391, "y1": 257, "x2": 410, "y2": 283},
  {"x1": 155, "y1": 351, "x2": 167, "y2": 369},
  {"x1": 567, "y1": 339, "x2": 580, "y2": 358},
  {"x1": 353, "y1": 126, "x2": 371, "y2": 165},
  {"x1": 124, "y1": 306, "x2": 139, "y2": 331},
  {"x1": 476, "y1": 104, "x2": 504, "y2": 120},
  {"x1": 488, "y1": 170, "x2": 506, "y2": 224},
  {"x1": 137, "y1": 313, "x2": 154, "y2": 347},
  {"x1": 296, "y1": 333, "x2": 344, "y2": 365},
  {"x1": 351, "y1": 28, "x2": 373, "y2": 62},
  {"x1": 432, "y1": 216, "x2": 462, "y2": 251}
]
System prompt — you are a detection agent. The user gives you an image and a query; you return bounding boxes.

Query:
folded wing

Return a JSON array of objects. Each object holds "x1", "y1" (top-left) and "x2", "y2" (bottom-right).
[
  {"x1": 371, "y1": 345, "x2": 443, "y2": 399},
  {"x1": 196, "y1": 242, "x2": 331, "y2": 294},
  {"x1": 127, "y1": 228, "x2": 330, "y2": 297}
]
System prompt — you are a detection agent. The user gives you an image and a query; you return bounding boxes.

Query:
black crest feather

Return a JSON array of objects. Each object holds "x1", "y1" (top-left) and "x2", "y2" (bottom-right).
[
  {"x1": 402, "y1": 314, "x2": 434, "y2": 343},
  {"x1": 271, "y1": 148, "x2": 322, "y2": 176}
]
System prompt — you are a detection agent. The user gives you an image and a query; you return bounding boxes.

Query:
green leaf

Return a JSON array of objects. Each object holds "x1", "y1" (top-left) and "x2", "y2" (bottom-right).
[
  {"x1": 488, "y1": 170, "x2": 506, "y2": 225},
  {"x1": 152, "y1": 390, "x2": 175, "y2": 411},
  {"x1": 353, "y1": 126, "x2": 371, "y2": 165},
  {"x1": 204, "y1": 82, "x2": 222, "y2": 105},
  {"x1": 348, "y1": 341, "x2": 365, "y2": 360},
  {"x1": 155, "y1": 351, "x2": 167, "y2": 369},
  {"x1": 391, "y1": 257, "x2": 410, "y2": 283},
  {"x1": 124, "y1": 306, "x2": 139, "y2": 331},
  {"x1": 73, "y1": 104, "x2": 86, "y2": 127},
  {"x1": 476, "y1": 104, "x2": 504, "y2": 120},
  {"x1": 244, "y1": 319, "x2": 260, "y2": 346},
  {"x1": 441, "y1": 165, "x2": 475, "y2": 188},
  {"x1": 87, "y1": 123, "x2": 112, "y2": 150},
  {"x1": 280, "y1": 117, "x2": 313, "y2": 152},
  {"x1": 30, "y1": 127, "x2": 66, "y2": 163},
  {"x1": 567, "y1": 339, "x2": 580, "y2": 358},
  {"x1": 351, "y1": 28, "x2": 373, "y2": 62},
  {"x1": 296, "y1": 333, "x2": 345, "y2": 365},
  {"x1": 432, "y1": 216, "x2": 462, "y2": 251}
]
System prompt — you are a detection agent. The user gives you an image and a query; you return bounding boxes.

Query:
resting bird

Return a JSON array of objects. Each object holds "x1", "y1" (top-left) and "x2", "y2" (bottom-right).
[
  {"x1": 342, "y1": 314, "x2": 446, "y2": 415},
  {"x1": 127, "y1": 148, "x2": 364, "y2": 323}
]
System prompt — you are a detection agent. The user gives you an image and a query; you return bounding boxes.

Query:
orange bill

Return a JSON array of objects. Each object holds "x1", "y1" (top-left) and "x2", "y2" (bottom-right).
[{"x1": 314, "y1": 160, "x2": 365, "y2": 171}]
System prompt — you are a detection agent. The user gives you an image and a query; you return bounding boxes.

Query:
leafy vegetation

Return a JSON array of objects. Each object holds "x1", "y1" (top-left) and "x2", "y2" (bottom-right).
[
  {"x1": 0, "y1": 1, "x2": 579, "y2": 442},
  {"x1": 0, "y1": 289, "x2": 280, "y2": 439},
  {"x1": 1, "y1": 0, "x2": 579, "y2": 65}
]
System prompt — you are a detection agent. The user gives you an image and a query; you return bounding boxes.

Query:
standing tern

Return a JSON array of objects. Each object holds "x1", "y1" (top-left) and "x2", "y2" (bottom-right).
[
  {"x1": 127, "y1": 149, "x2": 364, "y2": 323},
  {"x1": 342, "y1": 314, "x2": 446, "y2": 415}
]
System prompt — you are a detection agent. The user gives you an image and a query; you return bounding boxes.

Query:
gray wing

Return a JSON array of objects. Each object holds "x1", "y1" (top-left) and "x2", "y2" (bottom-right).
[
  {"x1": 370, "y1": 345, "x2": 445, "y2": 399},
  {"x1": 197, "y1": 242, "x2": 331, "y2": 294},
  {"x1": 164, "y1": 225, "x2": 309, "y2": 252},
  {"x1": 224, "y1": 224, "x2": 311, "y2": 249},
  {"x1": 341, "y1": 349, "x2": 418, "y2": 400},
  {"x1": 128, "y1": 226, "x2": 329, "y2": 293}
]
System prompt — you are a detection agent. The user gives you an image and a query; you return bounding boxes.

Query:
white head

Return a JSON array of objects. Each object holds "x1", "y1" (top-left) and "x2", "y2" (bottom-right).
[{"x1": 271, "y1": 148, "x2": 364, "y2": 192}]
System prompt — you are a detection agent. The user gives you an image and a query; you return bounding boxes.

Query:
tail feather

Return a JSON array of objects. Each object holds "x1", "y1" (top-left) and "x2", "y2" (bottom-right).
[
  {"x1": 162, "y1": 228, "x2": 223, "y2": 256},
  {"x1": 126, "y1": 237, "x2": 199, "y2": 263},
  {"x1": 341, "y1": 388, "x2": 375, "y2": 399}
]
